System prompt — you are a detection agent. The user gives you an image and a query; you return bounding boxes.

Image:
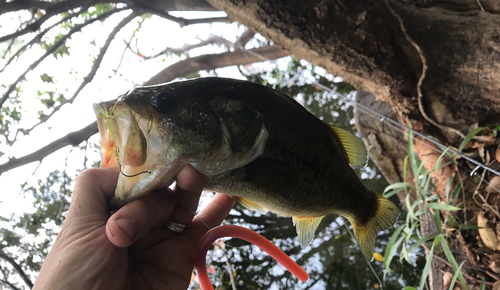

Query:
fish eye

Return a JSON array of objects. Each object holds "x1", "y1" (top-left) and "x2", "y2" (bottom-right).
[{"x1": 150, "y1": 92, "x2": 175, "y2": 114}]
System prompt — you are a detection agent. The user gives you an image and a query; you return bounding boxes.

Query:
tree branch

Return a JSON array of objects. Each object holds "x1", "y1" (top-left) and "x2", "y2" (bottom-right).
[
  {"x1": 0, "y1": 122, "x2": 98, "y2": 174},
  {"x1": 234, "y1": 28, "x2": 255, "y2": 49},
  {"x1": 132, "y1": 0, "x2": 217, "y2": 11},
  {"x1": 129, "y1": 0, "x2": 230, "y2": 27},
  {"x1": 144, "y1": 45, "x2": 288, "y2": 85},
  {"x1": 0, "y1": 0, "x2": 52, "y2": 14},
  {"x1": 10, "y1": 11, "x2": 140, "y2": 144},
  {"x1": 136, "y1": 35, "x2": 234, "y2": 60},
  {"x1": 182, "y1": 16, "x2": 232, "y2": 26},
  {"x1": 0, "y1": 7, "x2": 129, "y2": 110},
  {"x1": 1, "y1": 8, "x2": 86, "y2": 73},
  {"x1": 0, "y1": 251, "x2": 33, "y2": 289},
  {"x1": 0, "y1": 45, "x2": 288, "y2": 173},
  {"x1": 0, "y1": 278, "x2": 21, "y2": 290},
  {"x1": 0, "y1": 0, "x2": 128, "y2": 43}
]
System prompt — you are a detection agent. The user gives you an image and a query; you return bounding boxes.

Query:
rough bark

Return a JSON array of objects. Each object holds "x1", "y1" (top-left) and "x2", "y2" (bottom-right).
[{"x1": 204, "y1": 0, "x2": 500, "y2": 287}]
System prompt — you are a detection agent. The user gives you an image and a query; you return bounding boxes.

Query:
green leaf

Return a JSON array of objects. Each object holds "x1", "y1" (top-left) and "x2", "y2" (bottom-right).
[
  {"x1": 457, "y1": 127, "x2": 482, "y2": 152},
  {"x1": 419, "y1": 235, "x2": 442, "y2": 290},
  {"x1": 384, "y1": 182, "x2": 411, "y2": 193},
  {"x1": 444, "y1": 175, "x2": 454, "y2": 204},
  {"x1": 434, "y1": 209, "x2": 442, "y2": 233},
  {"x1": 440, "y1": 238, "x2": 467, "y2": 288},
  {"x1": 404, "y1": 287, "x2": 417, "y2": 290},
  {"x1": 40, "y1": 73, "x2": 54, "y2": 83},
  {"x1": 447, "y1": 261, "x2": 466, "y2": 290},
  {"x1": 459, "y1": 224, "x2": 483, "y2": 230},
  {"x1": 383, "y1": 182, "x2": 411, "y2": 198},
  {"x1": 480, "y1": 277, "x2": 485, "y2": 290},
  {"x1": 383, "y1": 225, "x2": 405, "y2": 268},
  {"x1": 426, "y1": 203, "x2": 461, "y2": 211},
  {"x1": 407, "y1": 232, "x2": 440, "y2": 254}
]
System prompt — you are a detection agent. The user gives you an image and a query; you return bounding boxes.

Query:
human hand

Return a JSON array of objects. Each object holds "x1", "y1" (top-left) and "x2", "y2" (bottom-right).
[{"x1": 33, "y1": 165, "x2": 235, "y2": 290}]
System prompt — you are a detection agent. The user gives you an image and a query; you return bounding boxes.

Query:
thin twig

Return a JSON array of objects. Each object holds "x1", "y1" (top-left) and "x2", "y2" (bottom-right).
[
  {"x1": 0, "y1": 251, "x2": 33, "y2": 289},
  {"x1": 0, "y1": 7, "x2": 129, "y2": 110},
  {"x1": 10, "y1": 11, "x2": 139, "y2": 143},
  {"x1": 112, "y1": 17, "x2": 146, "y2": 76},
  {"x1": 0, "y1": 7, "x2": 86, "y2": 73},
  {"x1": 476, "y1": 0, "x2": 485, "y2": 11},
  {"x1": 136, "y1": 35, "x2": 234, "y2": 60},
  {"x1": 216, "y1": 243, "x2": 238, "y2": 290},
  {"x1": 234, "y1": 28, "x2": 255, "y2": 49},
  {"x1": 0, "y1": 278, "x2": 22, "y2": 290}
]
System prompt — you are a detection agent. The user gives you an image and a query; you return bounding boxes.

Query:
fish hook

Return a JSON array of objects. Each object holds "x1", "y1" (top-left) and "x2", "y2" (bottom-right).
[
  {"x1": 119, "y1": 164, "x2": 151, "y2": 177},
  {"x1": 194, "y1": 225, "x2": 308, "y2": 289}
]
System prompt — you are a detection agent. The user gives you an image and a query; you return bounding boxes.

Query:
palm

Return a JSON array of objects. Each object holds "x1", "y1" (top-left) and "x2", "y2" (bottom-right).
[{"x1": 34, "y1": 166, "x2": 235, "y2": 290}]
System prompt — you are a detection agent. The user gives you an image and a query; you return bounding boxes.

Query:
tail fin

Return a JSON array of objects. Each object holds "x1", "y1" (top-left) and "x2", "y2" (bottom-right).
[{"x1": 350, "y1": 193, "x2": 399, "y2": 260}]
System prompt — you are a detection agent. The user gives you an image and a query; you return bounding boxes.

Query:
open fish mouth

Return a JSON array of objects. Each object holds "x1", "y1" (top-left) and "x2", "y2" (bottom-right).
[{"x1": 94, "y1": 99, "x2": 182, "y2": 209}]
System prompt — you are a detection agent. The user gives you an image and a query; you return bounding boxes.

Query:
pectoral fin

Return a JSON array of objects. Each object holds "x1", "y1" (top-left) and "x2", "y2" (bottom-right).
[
  {"x1": 329, "y1": 125, "x2": 367, "y2": 167},
  {"x1": 293, "y1": 216, "x2": 325, "y2": 248},
  {"x1": 232, "y1": 196, "x2": 268, "y2": 214}
]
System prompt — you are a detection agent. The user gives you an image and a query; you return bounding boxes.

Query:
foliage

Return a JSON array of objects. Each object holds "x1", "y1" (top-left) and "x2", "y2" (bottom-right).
[{"x1": 381, "y1": 129, "x2": 472, "y2": 289}]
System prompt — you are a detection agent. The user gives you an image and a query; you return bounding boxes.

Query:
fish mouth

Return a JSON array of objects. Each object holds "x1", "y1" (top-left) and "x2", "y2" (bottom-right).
[{"x1": 94, "y1": 100, "x2": 182, "y2": 209}]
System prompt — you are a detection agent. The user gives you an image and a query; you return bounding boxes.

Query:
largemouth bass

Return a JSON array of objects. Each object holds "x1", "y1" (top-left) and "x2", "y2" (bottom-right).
[{"x1": 94, "y1": 77, "x2": 398, "y2": 259}]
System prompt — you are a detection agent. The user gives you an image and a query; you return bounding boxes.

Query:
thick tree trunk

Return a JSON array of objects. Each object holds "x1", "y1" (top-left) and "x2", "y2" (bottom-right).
[{"x1": 205, "y1": 0, "x2": 500, "y2": 287}]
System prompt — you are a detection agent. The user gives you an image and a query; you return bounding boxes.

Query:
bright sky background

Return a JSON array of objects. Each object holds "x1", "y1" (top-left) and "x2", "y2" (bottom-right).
[{"x1": 0, "y1": 10, "x2": 267, "y2": 216}]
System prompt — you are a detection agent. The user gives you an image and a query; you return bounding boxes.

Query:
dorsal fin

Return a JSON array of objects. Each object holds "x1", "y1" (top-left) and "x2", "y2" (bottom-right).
[
  {"x1": 292, "y1": 216, "x2": 325, "y2": 248},
  {"x1": 329, "y1": 125, "x2": 367, "y2": 167},
  {"x1": 232, "y1": 196, "x2": 268, "y2": 214}
]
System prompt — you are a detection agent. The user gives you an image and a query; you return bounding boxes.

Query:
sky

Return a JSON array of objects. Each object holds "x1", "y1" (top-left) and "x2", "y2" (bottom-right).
[{"x1": 0, "y1": 10, "x2": 256, "y2": 216}]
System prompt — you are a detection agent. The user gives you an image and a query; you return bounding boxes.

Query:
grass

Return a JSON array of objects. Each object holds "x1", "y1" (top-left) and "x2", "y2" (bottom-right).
[{"x1": 381, "y1": 127, "x2": 485, "y2": 290}]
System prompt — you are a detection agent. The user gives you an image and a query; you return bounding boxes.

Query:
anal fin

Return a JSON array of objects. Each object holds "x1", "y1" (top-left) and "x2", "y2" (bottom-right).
[
  {"x1": 232, "y1": 196, "x2": 268, "y2": 214},
  {"x1": 292, "y1": 216, "x2": 325, "y2": 248}
]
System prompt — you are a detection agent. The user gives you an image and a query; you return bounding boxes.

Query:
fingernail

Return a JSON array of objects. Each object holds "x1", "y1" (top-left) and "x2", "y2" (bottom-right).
[{"x1": 115, "y1": 218, "x2": 135, "y2": 241}]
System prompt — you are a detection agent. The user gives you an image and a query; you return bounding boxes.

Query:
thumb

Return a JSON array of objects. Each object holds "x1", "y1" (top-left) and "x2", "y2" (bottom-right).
[{"x1": 67, "y1": 167, "x2": 119, "y2": 221}]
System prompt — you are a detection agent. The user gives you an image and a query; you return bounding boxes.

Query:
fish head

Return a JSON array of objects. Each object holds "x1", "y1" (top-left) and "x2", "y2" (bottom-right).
[{"x1": 94, "y1": 79, "x2": 268, "y2": 208}]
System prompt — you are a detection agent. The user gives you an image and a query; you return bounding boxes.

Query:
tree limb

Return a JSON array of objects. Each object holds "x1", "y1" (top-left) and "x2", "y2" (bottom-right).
[
  {"x1": 0, "y1": 45, "x2": 288, "y2": 173},
  {"x1": 0, "y1": 251, "x2": 33, "y2": 289},
  {"x1": 10, "y1": 11, "x2": 140, "y2": 144},
  {"x1": 0, "y1": 7, "x2": 129, "y2": 110},
  {"x1": 129, "y1": 0, "x2": 230, "y2": 27},
  {"x1": 0, "y1": 279, "x2": 21, "y2": 290},
  {"x1": 0, "y1": 0, "x2": 52, "y2": 14},
  {"x1": 144, "y1": 45, "x2": 288, "y2": 85},
  {"x1": 132, "y1": 0, "x2": 217, "y2": 11},
  {"x1": 136, "y1": 35, "x2": 234, "y2": 60},
  {"x1": 0, "y1": 0, "x2": 128, "y2": 42},
  {"x1": 0, "y1": 122, "x2": 98, "y2": 174},
  {"x1": 1, "y1": 8, "x2": 86, "y2": 73},
  {"x1": 234, "y1": 28, "x2": 255, "y2": 49}
]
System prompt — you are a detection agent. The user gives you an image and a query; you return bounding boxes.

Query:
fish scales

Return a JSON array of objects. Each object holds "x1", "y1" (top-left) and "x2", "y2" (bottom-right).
[{"x1": 94, "y1": 77, "x2": 398, "y2": 259}]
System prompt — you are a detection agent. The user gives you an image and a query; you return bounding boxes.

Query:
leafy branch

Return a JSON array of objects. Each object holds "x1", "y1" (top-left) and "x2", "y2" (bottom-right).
[
  {"x1": 0, "y1": 7, "x2": 129, "y2": 110},
  {"x1": 0, "y1": 8, "x2": 86, "y2": 73},
  {"x1": 0, "y1": 0, "x2": 127, "y2": 43},
  {"x1": 8, "y1": 11, "x2": 141, "y2": 145}
]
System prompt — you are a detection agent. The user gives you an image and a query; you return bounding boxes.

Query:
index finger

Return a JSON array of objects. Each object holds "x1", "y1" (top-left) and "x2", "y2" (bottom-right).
[{"x1": 186, "y1": 193, "x2": 235, "y2": 243}]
